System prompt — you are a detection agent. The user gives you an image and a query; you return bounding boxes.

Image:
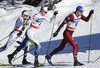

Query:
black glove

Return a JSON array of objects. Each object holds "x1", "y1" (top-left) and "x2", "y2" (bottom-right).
[
  {"x1": 17, "y1": 31, "x2": 22, "y2": 37},
  {"x1": 29, "y1": 16, "x2": 31, "y2": 19},
  {"x1": 53, "y1": 31, "x2": 58, "y2": 37},
  {"x1": 54, "y1": 11, "x2": 58, "y2": 16},
  {"x1": 89, "y1": 10, "x2": 94, "y2": 15}
]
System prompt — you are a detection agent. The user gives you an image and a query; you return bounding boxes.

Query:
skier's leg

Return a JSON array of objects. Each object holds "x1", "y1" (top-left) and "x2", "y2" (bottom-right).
[
  {"x1": 0, "y1": 32, "x2": 17, "y2": 52},
  {"x1": 12, "y1": 36, "x2": 29, "y2": 56},
  {"x1": 26, "y1": 29, "x2": 43, "y2": 67},
  {"x1": 22, "y1": 44, "x2": 32, "y2": 64},
  {"x1": 64, "y1": 31, "x2": 78, "y2": 61},
  {"x1": 64, "y1": 31, "x2": 83, "y2": 66},
  {"x1": 34, "y1": 43, "x2": 41, "y2": 61},
  {"x1": 28, "y1": 38, "x2": 43, "y2": 67},
  {"x1": 45, "y1": 38, "x2": 68, "y2": 65},
  {"x1": 50, "y1": 39, "x2": 68, "y2": 56},
  {"x1": 23, "y1": 45, "x2": 30, "y2": 59},
  {"x1": 7, "y1": 36, "x2": 29, "y2": 64},
  {"x1": 45, "y1": 30, "x2": 69, "y2": 64}
]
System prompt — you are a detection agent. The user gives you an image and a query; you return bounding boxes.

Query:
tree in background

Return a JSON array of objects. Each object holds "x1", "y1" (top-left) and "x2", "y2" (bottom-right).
[
  {"x1": 23, "y1": 0, "x2": 62, "y2": 10},
  {"x1": 12, "y1": 0, "x2": 14, "y2": 5},
  {"x1": 23, "y1": 0, "x2": 42, "y2": 7},
  {"x1": 44, "y1": 0, "x2": 62, "y2": 10},
  {"x1": 0, "y1": 0, "x2": 4, "y2": 2}
]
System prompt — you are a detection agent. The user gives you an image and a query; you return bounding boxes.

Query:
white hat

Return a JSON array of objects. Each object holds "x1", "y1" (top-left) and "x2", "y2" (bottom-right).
[
  {"x1": 22, "y1": 12, "x2": 29, "y2": 17},
  {"x1": 41, "y1": 7, "x2": 48, "y2": 12}
]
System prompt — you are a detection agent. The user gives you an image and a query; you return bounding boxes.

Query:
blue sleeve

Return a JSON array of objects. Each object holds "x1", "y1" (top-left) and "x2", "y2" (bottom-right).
[{"x1": 21, "y1": 27, "x2": 25, "y2": 31}]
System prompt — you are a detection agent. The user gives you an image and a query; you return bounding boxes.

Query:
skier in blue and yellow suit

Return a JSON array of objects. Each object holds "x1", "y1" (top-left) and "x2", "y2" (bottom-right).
[{"x1": 0, "y1": 10, "x2": 31, "y2": 64}]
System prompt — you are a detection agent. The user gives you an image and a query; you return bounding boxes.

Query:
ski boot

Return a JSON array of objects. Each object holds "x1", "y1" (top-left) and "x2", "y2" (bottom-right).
[
  {"x1": 0, "y1": 45, "x2": 6, "y2": 52},
  {"x1": 22, "y1": 59, "x2": 32, "y2": 64},
  {"x1": 7, "y1": 54, "x2": 14, "y2": 64},
  {"x1": 45, "y1": 55, "x2": 54, "y2": 65},
  {"x1": 74, "y1": 60, "x2": 84, "y2": 66},
  {"x1": 0, "y1": 48, "x2": 4, "y2": 52},
  {"x1": 34, "y1": 60, "x2": 44, "y2": 67}
]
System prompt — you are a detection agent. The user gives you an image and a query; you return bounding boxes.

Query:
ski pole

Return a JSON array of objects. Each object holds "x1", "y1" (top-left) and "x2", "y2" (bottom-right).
[
  {"x1": 46, "y1": 16, "x2": 56, "y2": 55},
  {"x1": 88, "y1": 15, "x2": 93, "y2": 63},
  {"x1": 94, "y1": 56, "x2": 100, "y2": 62},
  {"x1": 94, "y1": 51, "x2": 100, "y2": 62},
  {"x1": 0, "y1": 35, "x2": 10, "y2": 42},
  {"x1": 44, "y1": 16, "x2": 56, "y2": 64}
]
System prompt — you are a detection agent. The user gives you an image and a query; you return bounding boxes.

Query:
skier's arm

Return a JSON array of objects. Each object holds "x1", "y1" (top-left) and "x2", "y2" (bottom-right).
[
  {"x1": 56, "y1": 21, "x2": 66, "y2": 32},
  {"x1": 45, "y1": 15, "x2": 55, "y2": 23},
  {"x1": 17, "y1": 19, "x2": 31, "y2": 37},
  {"x1": 45, "y1": 11, "x2": 58, "y2": 23},
  {"x1": 53, "y1": 22, "x2": 66, "y2": 37},
  {"x1": 56, "y1": 15, "x2": 73, "y2": 32},
  {"x1": 53, "y1": 15, "x2": 73, "y2": 37},
  {"x1": 81, "y1": 10, "x2": 94, "y2": 22}
]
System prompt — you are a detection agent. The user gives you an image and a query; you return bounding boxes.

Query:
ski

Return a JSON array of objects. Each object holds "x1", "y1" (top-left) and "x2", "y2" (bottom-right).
[
  {"x1": 51, "y1": 63, "x2": 70, "y2": 66},
  {"x1": 48, "y1": 63, "x2": 73, "y2": 66},
  {"x1": 47, "y1": 63, "x2": 85, "y2": 67},
  {"x1": 32, "y1": 63, "x2": 73, "y2": 68},
  {"x1": 47, "y1": 61, "x2": 84, "y2": 66},
  {"x1": 0, "y1": 63, "x2": 25, "y2": 67},
  {"x1": 33, "y1": 65, "x2": 44, "y2": 68}
]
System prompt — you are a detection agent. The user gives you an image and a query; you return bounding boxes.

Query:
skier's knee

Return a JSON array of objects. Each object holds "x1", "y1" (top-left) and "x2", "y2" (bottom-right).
[{"x1": 73, "y1": 45, "x2": 78, "y2": 51}]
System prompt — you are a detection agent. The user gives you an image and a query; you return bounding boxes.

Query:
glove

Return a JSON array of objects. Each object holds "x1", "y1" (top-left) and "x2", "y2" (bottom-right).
[
  {"x1": 17, "y1": 31, "x2": 22, "y2": 37},
  {"x1": 89, "y1": 10, "x2": 94, "y2": 15},
  {"x1": 54, "y1": 11, "x2": 58, "y2": 16},
  {"x1": 53, "y1": 31, "x2": 58, "y2": 37},
  {"x1": 29, "y1": 16, "x2": 31, "y2": 19}
]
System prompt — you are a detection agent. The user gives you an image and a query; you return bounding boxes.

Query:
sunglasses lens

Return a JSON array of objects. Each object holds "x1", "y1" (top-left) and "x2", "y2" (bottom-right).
[{"x1": 25, "y1": 15, "x2": 29, "y2": 17}]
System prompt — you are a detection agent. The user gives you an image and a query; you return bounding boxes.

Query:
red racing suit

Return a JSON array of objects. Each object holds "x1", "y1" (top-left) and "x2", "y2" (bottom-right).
[{"x1": 50, "y1": 12, "x2": 92, "y2": 60}]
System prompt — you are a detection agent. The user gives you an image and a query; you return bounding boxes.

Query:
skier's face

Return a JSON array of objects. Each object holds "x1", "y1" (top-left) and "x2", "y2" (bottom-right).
[
  {"x1": 41, "y1": 10, "x2": 47, "y2": 16},
  {"x1": 22, "y1": 15, "x2": 29, "y2": 20},
  {"x1": 76, "y1": 11, "x2": 83, "y2": 17}
]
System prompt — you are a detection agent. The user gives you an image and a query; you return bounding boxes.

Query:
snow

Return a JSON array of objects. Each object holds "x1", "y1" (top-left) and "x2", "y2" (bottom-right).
[{"x1": 0, "y1": 0, "x2": 100, "y2": 68}]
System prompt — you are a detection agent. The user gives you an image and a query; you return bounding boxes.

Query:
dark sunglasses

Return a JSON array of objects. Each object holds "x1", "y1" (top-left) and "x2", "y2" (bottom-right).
[{"x1": 24, "y1": 15, "x2": 29, "y2": 17}]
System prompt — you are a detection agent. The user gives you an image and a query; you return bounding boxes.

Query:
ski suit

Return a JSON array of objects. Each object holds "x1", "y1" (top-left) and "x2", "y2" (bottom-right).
[
  {"x1": 0, "y1": 17, "x2": 31, "y2": 53},
  {"x1": 50, "y1": 12, "x2": 92, "y2": 61},
  {"x1": 11, "y1": 12, "x2": 55, "y2": 60}
]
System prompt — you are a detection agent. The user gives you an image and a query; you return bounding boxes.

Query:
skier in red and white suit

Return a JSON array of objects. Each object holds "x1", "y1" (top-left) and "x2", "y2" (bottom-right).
[{"x1": 45, "y1": 6, "x2": 94, "y2": 66}]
